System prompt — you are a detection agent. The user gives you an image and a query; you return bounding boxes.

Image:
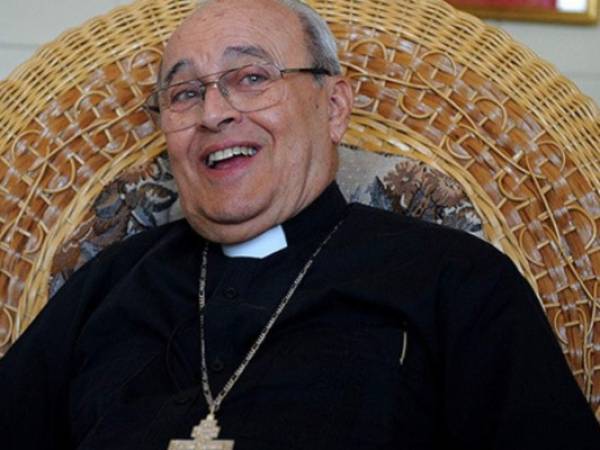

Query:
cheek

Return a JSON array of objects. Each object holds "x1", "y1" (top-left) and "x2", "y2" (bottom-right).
[
  {"x1": 166, "y1": 133, "x2": 194, "y2": 174},
  {"x1": 272, "y1": 100, "x2": 324, "y2": 152},
  {"x1": 165, "y1": 134, "x2": 184, "y2": 161}
]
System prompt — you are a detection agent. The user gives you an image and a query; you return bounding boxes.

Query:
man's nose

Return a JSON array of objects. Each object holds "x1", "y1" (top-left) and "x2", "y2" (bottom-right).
[{"x1": 198, "y1": 83, "x2": 241, "y2": 131}]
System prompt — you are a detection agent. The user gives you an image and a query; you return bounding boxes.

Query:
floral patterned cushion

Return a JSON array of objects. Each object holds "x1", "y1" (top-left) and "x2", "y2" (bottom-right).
[
  {"x1": 49, "y1": 145, "x2": 483, "y2": 293},
  {"x1": 337, "y1": 145, "x2": 482, "y2": 237},
  {"x1": 49, "y1": 153, "x2": 180, "y2": 295}
]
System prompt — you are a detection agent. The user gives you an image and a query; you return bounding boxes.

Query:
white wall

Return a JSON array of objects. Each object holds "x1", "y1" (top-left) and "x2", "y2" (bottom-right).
[
  {"x1": 0, "y1": 0, "x2": 599, "y2": 106},
  {"x1": 489, "y1": 19, "x2": 600, "y2": 106},
  {"x1": 0, "y1": 0, "x2": 130, "y2": 77}
]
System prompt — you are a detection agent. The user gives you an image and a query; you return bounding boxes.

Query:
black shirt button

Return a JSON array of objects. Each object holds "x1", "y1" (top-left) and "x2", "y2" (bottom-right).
[
  {"x1": 223, "y1": 287, "x2": 238, "y2": 300},
  {"x1": 210, "y1": 358, "x2": 225, "y2": 372}
]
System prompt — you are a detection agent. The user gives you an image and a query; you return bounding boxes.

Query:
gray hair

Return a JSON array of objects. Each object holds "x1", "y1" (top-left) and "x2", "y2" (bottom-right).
[{"x1": 195, "y1": 0, "x2": 341, "y2": 75}]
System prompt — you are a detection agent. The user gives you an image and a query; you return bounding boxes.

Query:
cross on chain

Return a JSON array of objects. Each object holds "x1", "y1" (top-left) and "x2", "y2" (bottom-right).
[{"x1": 168, "y1": 414, "x2": 234, "y2": 450}]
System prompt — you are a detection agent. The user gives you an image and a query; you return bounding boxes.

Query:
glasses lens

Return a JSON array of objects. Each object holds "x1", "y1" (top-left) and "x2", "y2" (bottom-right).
[
  {"x1": 155, "y1": 80, "x2": 203, "y2": 132},
  {"x1": 223, "y1": 64, "x2": 283, "y2": 112},
  {"x1": 164, "y1": 80, "x2": 204, "y2": 112},
  {"x1": 155, "y1": 64, "x2": 287, "y2": 133}
]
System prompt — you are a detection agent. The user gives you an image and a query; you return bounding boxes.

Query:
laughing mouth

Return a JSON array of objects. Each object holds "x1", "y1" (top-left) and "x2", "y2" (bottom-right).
[{"x1": 206, "y1": 146, "x2": 258, "y2": 168}]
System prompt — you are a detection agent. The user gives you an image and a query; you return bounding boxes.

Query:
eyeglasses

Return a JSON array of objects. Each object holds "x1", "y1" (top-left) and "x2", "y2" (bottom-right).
[{"x1": 144, "y1": 63, "x2": 330, "y2": 132}]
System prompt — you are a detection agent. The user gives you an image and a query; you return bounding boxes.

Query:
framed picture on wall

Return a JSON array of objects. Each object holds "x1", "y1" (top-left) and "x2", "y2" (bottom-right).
[{"x1": 447, "y1": 0, "x2": 599, "y2": 23}]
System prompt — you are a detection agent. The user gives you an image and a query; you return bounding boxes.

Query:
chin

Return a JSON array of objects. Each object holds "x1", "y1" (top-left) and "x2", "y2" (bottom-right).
[
  {"x1": 184, "y1": 203, "x2": 275, "y2": 244},
  {"x1": 192, "y1": 220, "x2": 272, "y2": 245}
]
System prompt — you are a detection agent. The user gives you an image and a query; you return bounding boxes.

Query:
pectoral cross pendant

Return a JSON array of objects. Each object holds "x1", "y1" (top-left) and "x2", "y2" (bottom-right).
[{"x1": 168, "y1": 413, "x2": 235, "y2": 450}]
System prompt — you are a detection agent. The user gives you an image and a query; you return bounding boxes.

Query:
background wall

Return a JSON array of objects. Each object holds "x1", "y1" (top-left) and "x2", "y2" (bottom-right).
[
  {"x1": 0, "y1": 0, "x2": 130, "y2": 76},
  {"x1": 0, "y1": 0, "x2": 599, "y2": 106}
]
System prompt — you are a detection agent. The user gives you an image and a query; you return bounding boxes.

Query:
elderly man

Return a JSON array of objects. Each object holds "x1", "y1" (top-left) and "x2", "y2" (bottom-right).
[{"x1": 1, "y1": 0, "x2": 599, "y2": 449}]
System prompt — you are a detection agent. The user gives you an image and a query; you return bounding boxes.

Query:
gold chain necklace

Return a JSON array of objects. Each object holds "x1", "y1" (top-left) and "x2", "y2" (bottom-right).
[{"x1": 168, "y1": 219, "x2": 344, "y2": 450}]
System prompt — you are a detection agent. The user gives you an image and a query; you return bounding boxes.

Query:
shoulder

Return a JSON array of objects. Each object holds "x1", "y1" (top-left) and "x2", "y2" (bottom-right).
[
  {"x1": 53, "y1": 218, "x2": 198, "y2": 302},
  {"x1": 344, "y1": 202, "x2": 506, "y2": 266},
  {"x1": 20, "y1": 219, "x2": 198, "y2": 344},
  {"x1": 85, "y1": 218, "x2": 194, "y2": 270},
  {"x1": 342, "y1": 202, "x2": 528, "y2": 316}
]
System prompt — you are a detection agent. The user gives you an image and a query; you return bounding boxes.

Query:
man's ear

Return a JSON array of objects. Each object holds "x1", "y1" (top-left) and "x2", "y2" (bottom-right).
[{"x1": 327, "y1": 76, "x2": 353, "y2": 144}]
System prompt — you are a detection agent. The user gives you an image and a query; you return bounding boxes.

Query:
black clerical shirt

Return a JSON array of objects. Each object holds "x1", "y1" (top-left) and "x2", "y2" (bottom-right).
[{"x1": 1, "y1": 183, "x2": 599, "y2": 449}]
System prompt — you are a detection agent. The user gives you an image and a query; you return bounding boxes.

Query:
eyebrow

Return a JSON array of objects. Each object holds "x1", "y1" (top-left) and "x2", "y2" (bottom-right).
[
  {"x1": 161, "y1": 45, "x2": 274, "y2": 87},
  {"x1": 162, "y1": 59, "x2": 192, "y2": 87}
]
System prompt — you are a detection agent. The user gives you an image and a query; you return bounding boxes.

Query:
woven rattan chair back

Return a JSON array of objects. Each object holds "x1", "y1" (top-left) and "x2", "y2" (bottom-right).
[{"x1": 0, "y1": 0, "x2": 599, "y2": 417}]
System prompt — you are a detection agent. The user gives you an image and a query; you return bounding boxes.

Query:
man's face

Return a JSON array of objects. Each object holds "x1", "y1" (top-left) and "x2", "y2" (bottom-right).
[{"x1": 161, "y1": 0, "x2": 352, "y2": 243}]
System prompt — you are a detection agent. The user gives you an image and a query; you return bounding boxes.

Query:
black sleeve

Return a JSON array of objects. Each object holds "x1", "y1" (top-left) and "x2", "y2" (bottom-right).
[
  {"x1": 439, "y1": 248, "x2": 600, "y2": 449},
  {"x1": 0, "y1": 242, "x2": 131, "y2": 449}
]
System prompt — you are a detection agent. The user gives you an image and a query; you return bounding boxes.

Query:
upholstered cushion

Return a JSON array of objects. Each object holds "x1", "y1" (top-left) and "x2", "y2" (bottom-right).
[{"x1": 49, "y1": 145, "x2": 485, "y2": 294}]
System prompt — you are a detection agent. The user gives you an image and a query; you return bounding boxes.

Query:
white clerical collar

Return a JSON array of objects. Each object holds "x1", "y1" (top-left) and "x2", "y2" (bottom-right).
[{"x1": 221, "y1": 225, "x2": 288, "y2": 259}]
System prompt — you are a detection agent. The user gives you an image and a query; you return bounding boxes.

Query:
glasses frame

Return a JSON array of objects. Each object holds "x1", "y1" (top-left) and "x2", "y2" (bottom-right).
[{"x1": 143, "y1": 63, "x2": 331, "y2": 116}]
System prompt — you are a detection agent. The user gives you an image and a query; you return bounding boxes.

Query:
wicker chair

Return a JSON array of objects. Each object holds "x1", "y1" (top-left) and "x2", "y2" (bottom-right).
[{"x1": 0, "y1": 0, "x2": 598, "y2": 419}]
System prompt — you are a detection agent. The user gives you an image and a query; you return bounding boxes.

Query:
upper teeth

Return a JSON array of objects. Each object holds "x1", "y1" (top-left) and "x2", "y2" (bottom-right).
[{"x1": 207, "y1": 146, "x2": 257, "y2": 167}]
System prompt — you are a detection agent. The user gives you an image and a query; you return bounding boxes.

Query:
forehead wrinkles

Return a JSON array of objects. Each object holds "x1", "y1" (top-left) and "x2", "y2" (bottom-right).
[{"x1": 162, "y1": 1, "x2": 308, "y2": 78}]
